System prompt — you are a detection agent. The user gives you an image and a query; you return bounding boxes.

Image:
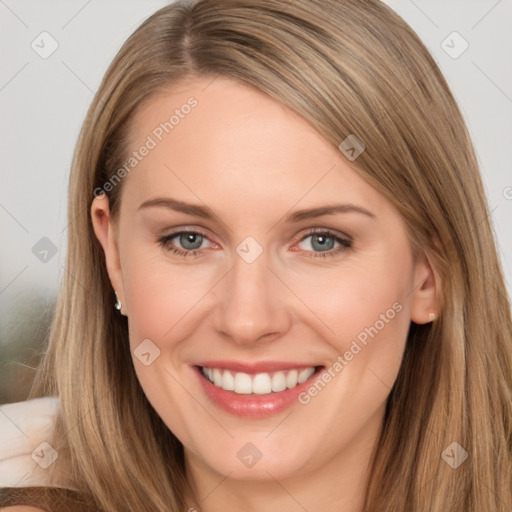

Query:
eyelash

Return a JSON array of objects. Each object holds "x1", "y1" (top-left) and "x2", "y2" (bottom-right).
[{"x1": 157, "y1": 228, "x2": 352, "y2": 259}]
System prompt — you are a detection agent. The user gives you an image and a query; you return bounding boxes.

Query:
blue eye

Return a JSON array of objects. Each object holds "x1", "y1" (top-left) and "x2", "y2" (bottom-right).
[
  {"x1": 158, "y1": 229, "x2": 212, "y2": 257},
  {"x1": 297, "y1": 230, "x2": 352, "y2": 258},
  {"x1": 158, "y1": 228, "x2": 352, "y2": 259},
  {"x1": 175, "y1": 232, "x2": 204, "y2": 251}
]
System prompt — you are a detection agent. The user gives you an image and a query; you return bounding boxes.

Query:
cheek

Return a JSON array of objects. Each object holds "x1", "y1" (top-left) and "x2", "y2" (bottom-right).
[
  {"x1": 120, "y1": 253, "x2": 214, "y2": 446},
  {"x1": 291, "y1": 246, "x2": 414, "y2": 400},
  {"x1": 122, "y1": 250, "x2": 216, "y2": 347},
  {"x1": 289, "y1": 262, "x2": 412, "y2": 441},
  {"x1": 296, "y1": 257, "x2": 411, "y2": 350}
]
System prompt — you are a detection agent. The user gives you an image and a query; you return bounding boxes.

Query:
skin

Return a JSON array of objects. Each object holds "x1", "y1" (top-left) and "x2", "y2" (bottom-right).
[{"x1": 91, "y1": 76, "x2": 437, "y2": 512}]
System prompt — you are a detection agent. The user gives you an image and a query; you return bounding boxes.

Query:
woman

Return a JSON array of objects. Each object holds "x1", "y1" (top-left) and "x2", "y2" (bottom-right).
[{"x1": 1, "y1": 0, "x2": 511, "y2": 510}]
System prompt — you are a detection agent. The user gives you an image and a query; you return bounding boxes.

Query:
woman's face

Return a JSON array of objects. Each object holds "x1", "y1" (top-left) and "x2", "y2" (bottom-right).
[{"x1": 92, "y1": 76, "x2": 436, "y2": 487}]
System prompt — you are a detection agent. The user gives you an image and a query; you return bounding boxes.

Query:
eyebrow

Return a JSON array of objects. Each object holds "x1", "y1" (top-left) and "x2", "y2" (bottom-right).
[{"x1": 137, "y1": 197, "x2": 376, "y2": 222}]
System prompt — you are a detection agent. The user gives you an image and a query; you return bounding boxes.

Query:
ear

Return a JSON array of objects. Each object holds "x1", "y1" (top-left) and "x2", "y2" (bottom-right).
[
  {"x1": 90, "y1": 193, "x2": 127, "y2": 316},
  {"x1": 410, "y1": 251, "x2": 439, "y2": 325}
]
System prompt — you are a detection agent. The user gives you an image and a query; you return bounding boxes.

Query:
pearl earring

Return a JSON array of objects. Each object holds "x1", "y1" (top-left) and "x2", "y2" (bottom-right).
[
  {"x1": 428, "y1": 312, "x2": 437, "y2": 322},
  {"x1": 114, "y1": 292, "x2": 122, "y2": 312}
]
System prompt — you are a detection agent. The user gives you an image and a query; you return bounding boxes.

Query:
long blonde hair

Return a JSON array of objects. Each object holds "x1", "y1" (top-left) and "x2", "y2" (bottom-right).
[{"x1": 32, "y1": 0, "x2": 512, "y2": 510}]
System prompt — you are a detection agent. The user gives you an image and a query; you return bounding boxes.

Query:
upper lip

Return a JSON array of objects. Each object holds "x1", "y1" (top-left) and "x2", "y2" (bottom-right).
[{"x1": 196, "y1": 360, "x2": 321, "y2": 374}]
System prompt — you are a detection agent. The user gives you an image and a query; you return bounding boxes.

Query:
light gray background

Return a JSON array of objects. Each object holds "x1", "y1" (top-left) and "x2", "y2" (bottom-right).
[{"x1": 1, "y1": 0, "x2": 511, "y2": 353}]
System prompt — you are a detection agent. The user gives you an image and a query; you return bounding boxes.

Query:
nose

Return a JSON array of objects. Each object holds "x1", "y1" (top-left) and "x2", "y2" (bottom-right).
[{"x1": 213, "y1": 248, "x2": 293, "y2": 346}]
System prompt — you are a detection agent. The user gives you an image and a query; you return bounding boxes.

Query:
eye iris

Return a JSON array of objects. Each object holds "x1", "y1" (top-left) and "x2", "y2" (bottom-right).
[
  {"x1": 180, "y1": 233, "x2": 203, "y2": 250},
  {"x1": 311, "y1": 234, "x2": 334, "y2": 252}
]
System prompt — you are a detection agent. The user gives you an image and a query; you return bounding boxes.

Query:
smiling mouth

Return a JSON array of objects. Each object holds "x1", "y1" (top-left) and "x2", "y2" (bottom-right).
[{"x1": 199, "y1": 365, "x2": 323, "y2": 395}]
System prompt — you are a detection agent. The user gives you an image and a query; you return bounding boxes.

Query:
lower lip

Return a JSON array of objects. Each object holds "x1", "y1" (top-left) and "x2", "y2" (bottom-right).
[{"x1": 194, "y1": 366, "x2": 322, "y2": 418}]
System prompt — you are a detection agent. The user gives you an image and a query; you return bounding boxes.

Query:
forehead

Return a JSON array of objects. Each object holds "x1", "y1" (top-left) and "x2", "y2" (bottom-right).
[{"x1": 119, "y1": 76, "x2": 391, "y2": 220}]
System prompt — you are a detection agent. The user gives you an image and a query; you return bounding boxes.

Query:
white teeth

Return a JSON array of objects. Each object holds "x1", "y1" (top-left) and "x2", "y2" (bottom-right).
[
  {"x1": 213, "y1": 368, "x2": 223, "y2": 387},
  {"x1": 286, "y1": 369, "x2": 298, "y2": 389},
  {"x1": 201, "y1": 366, "x2": 316, "y2": 395},
  {"x1": 271, "y1": 371, "x2": 287, "y2": 392},
  {"x1": 298, "y1": 367, "x2": 315, "y2": 384},
  {"x1": 234, "y1": 372, "x2": 252, "y2": 394},
  {"x1": 252, "y1": 373, "x2": 272, "y2": 394},
  {"x1": 222, "y1": 370, "x2": 235, "y2": 391}
]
